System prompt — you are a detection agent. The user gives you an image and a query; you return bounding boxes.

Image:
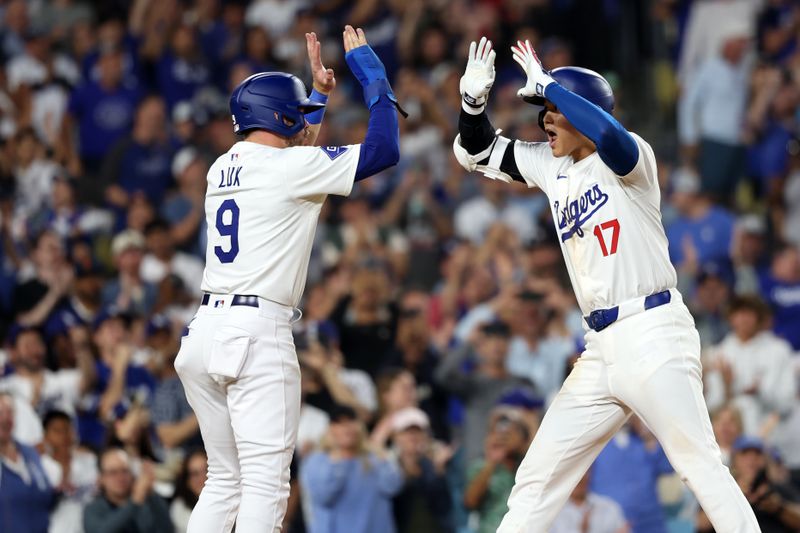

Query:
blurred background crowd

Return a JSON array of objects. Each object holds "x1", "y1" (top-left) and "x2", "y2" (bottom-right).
[{"x1": 0, "y1": 0, "x2": 799, "y2": 532}]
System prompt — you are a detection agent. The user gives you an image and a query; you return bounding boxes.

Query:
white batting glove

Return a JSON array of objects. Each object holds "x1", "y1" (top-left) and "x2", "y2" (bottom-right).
[
  {"x1": 460, "y1": 36, "x2": 496, "y2": 112},
  {"x1": 511, "y1": 39, "x2": 555, "y2": 100}
]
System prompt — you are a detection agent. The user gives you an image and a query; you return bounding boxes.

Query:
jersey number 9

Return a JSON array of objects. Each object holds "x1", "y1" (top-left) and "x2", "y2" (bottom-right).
[{"x1": 215, "y1": 199, "x2": 240, "y2": 263}]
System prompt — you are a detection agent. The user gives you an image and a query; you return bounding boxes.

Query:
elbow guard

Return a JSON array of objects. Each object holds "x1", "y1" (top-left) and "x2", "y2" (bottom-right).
[{"x1": 452, "y1": 131, "x2": 513, "y2": 183}]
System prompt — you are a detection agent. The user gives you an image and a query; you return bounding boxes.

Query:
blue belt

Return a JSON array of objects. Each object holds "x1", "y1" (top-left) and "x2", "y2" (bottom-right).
[
  {"x1": 584, "y1": 290, "x2": 672, "y2": 332},
  {"x1": 200, "y1": 293, "x2": 260, "y2": 308}
]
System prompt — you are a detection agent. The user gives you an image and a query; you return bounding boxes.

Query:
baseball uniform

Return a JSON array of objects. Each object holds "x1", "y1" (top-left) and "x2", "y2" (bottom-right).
[
  {"x1": 175, "y1": 141, "x2": 359, "y2": 533},
  {"x1": 174, "y1": 38, "x2": 401, "y2": 532},
  {"x1": 453, "y1": 40, "x2": 761, "y2": 533}
]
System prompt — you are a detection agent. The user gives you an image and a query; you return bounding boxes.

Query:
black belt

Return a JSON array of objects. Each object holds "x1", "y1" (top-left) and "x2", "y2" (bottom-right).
[
  {"x1": 584, "y1": 290, "x2": 672, "y2": 332},
  {"x1": 200, "y1": 293, "x2": 260, "y2": 308}
]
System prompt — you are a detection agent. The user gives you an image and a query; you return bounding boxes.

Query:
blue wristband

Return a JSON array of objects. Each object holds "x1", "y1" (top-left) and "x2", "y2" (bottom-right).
[{"x1": 305, "y1": 89, "x2": 328, "y2": 125}]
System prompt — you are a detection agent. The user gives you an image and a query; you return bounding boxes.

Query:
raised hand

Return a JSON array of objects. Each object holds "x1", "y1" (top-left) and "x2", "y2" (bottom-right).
[
  {"x1": 342, "y1": 25, "x2": 368, "y2": 53},
  {"x1": 460, "y1": 36, "x2": 496, "y2": 107},
  {"x1": 306, "y1": 32, "x2": 335, "y2": 95},
  {"x1": 510, "y1": 39, "x2": 554, "y2": 100}
]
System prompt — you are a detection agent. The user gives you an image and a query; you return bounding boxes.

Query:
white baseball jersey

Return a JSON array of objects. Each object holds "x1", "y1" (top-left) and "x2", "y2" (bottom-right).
[
  {"x1": 514, "y1": 133, "x2": 676, "y2": 315},
  {"x1": 201, "y1": 141, "x2": 359, "y2": 307}
]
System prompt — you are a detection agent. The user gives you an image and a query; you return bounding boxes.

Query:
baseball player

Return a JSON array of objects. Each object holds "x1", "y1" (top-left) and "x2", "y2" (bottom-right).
[
  {"x1": 453, "y1": 38, "x2": 761, "y2": 533},
  {"x1": 174, "y1": 26, "x2": 401, "y2": 533}
]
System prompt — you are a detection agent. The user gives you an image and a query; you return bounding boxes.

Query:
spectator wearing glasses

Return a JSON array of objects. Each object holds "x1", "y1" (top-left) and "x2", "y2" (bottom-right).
[{"x1": 84, "y1": 448, "x2": 172, "y2": 533}]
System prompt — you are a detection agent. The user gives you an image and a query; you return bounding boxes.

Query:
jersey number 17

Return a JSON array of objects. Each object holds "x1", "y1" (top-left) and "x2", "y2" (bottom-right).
[{"x1": 593, "y1": 218, "x2": 620, "y2": 257}]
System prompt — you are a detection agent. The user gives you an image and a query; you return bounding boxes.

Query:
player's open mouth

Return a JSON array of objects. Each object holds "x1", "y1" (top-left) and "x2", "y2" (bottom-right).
[{"x1": 545, "y1": 128, "x2": 557, "y2": 148}]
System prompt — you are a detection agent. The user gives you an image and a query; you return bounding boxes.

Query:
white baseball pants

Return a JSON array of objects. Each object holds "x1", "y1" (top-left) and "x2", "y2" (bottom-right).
[
  {"x1": 175, "y1": 295, "x2": 300, "y2": 533},
  {"x1": 498, "y1": 295, "x2": 761, "y2": 533}
]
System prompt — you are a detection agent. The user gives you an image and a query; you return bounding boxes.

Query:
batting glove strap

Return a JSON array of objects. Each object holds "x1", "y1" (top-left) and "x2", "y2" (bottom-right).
[
  {"x1": 364, "y1": 79, "x2": 408, "y2": 118},
  {"x1": 305, "y1": 89, "x2": 328, "y2": 125},
  {"x1": 461, "y1": 95, "x2": 486, "y2": 115}
]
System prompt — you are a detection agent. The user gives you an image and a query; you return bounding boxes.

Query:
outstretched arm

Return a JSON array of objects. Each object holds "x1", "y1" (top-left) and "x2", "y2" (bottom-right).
[
  {"x1": 343, "y1": 25, "x2": 401, "y2": 181},
  {"x1": 304, "y1": 32, "x2": 335, "y2": 147},
  {"x1": 453, "y1": 37, "x2": 523, "y2": 183},
  {"x1": 512, "y1": 40, "x2": 638, "y2": 176}
]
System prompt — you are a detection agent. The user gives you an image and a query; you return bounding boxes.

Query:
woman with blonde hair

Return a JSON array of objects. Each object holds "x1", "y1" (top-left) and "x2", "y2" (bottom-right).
[{"x1": 711, "y1": 404, "x2": 744, "y2": 467}]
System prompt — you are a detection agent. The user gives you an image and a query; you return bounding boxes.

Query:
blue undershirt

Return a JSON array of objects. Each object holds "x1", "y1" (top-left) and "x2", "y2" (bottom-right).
[{"x1": 355, "y1": 95, "x2": 399, "y2": 181}]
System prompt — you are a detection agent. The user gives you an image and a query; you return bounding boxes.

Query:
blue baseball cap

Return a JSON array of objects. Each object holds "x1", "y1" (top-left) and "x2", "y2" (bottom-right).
[
  {"x1": 733, "y1": 436, "x2": 765, "y2": 453},
  {"x1": 92, "y1": 307, "x2": 131, "y2": 331},
  {"x1": 145, "y1": 314, "x2": 171, "y2": 337},
  {"x1": 498, "y1": 388, "x2": 544, "y2": 410}
]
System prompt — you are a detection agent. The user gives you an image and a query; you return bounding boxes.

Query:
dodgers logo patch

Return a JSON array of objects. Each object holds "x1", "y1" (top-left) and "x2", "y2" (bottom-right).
[
  {"x1": 320, "y1": 146, "x2": 348, "y2": 160},
  {"x1": 553, "y1": 184, "x2": 609, "y2": 242}
]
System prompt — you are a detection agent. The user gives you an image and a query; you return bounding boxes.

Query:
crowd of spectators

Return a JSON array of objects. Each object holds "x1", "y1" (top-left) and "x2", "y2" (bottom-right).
[{"x1": 0, "y1": 0, "x2": 799, "y2": 532}]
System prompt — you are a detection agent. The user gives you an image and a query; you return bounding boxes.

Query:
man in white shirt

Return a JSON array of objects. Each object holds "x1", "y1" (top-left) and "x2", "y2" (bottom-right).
[
  {"x1": 140, "y1": 219, "x2": 205, "y2": 297},
  {"x1": 40, "y1": 410, "x2": 98, "y2": 533},
  {"x1": 678, "y1": 26, "x2": 753, "y2": 198},
  {"x1": 550, "y1": 471, "x2": 628, "y2": 533},
  {"x1": 704, "y1": 296, "x2": 796, "y2": 437},
  {"x1": 0, "y1": 326, "x2": 94, "y2": 417}
]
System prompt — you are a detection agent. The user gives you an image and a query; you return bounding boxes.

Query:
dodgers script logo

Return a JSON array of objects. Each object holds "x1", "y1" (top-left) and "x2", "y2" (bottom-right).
[{"x1": 554, "y1": 184, "x2": 609, "y2": 242}]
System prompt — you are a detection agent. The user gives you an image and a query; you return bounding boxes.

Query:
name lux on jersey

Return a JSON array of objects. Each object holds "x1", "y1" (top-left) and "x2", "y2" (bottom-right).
[{"x1": 218, "y1": 165, "x2": 242, "y2": 188}]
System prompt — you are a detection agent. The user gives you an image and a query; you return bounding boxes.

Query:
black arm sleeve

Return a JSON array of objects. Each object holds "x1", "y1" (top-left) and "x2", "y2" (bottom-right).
[{"x1": 458, "y1": 109, "x2": 524, "y2": 183}]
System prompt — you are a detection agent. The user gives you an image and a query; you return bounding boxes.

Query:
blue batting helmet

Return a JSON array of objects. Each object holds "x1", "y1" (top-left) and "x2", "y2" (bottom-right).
[
  {"x1": 229, "y1": 72, "x2": 324, "y2": 137},
  {"x1": 526, "y1": 66, "x2": 614, "y2": 131},
  {"x1": 525, "y1": 66, "x2": 614, "y2": 112}
]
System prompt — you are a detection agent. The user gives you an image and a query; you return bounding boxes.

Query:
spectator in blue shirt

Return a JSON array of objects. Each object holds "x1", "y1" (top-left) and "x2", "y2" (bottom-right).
[
  {"x1": 666, "y1": 169, "x2": 735, "y2": 275},
  {"x1": 301, "y1": 405, "x2": 404, "y2": 533},
  {"x1": 745, "y1": 67, "x2": 797, "y2": 201},
  {"x1": 78, "y1": 308, "x2": 155, "y2": 448},
  {"x1": 160, "y1": 147, "x2": 208, "y2": 257},
  {"x1": 0, "y1": 391, "x2": 56, "y2": 533},
  {"x1": 759, "y1": 243, "x2": 800, "y2": 350},
  {"x1": 102, "y1": 96, "x2": 179, "y2": 209},
  {"x1": 66, "y1": 45, "x2": 142, "y2": 187},
  {"x1": 195, "y1": 2, "x2": 244, "y2": 87},
  {"x1": 156, "y1": 24, "x2": 210, "y2": 111},
  {"x1": 80, "y1": 17, "x2": 142, "y2": 88},
  {"x1": 689, "y1": 261, "x2": 733, "y2": 348},
  {"x1": 591, "y1": 418, "x2": 674, "y2": 533},
  {"x1": 101, "y1": 230, "x2": 158, "y2": 316}
]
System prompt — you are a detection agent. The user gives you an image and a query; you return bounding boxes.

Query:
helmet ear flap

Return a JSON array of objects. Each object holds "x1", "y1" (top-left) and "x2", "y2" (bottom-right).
[{"x1": 538, "y1": 109, "x2": 546, "y2": 131}]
